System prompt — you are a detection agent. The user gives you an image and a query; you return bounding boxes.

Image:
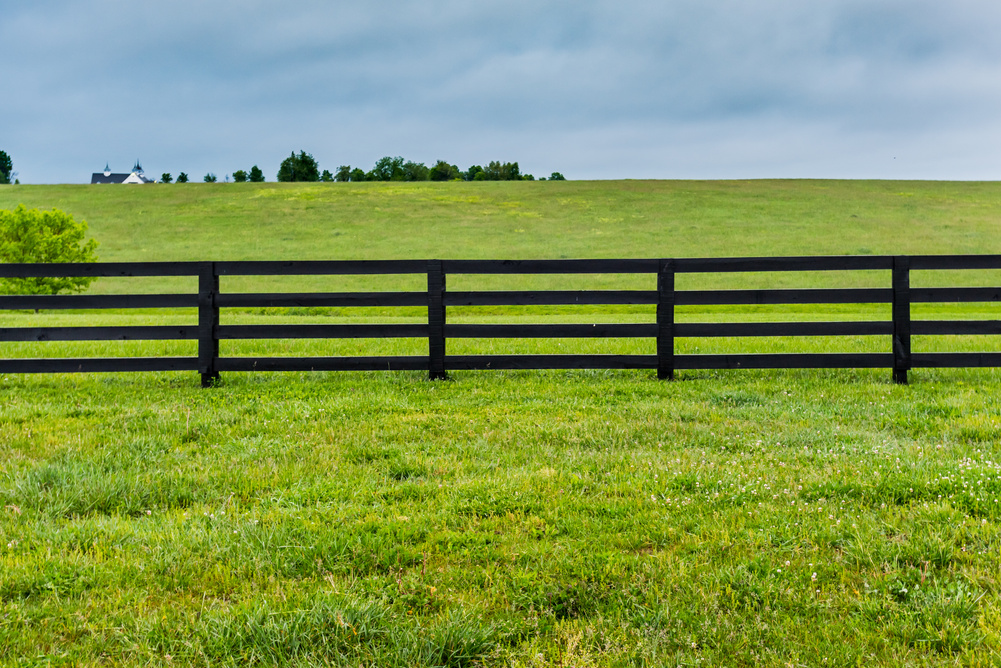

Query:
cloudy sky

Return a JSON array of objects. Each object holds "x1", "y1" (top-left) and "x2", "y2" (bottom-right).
[{"x1": 3, "y1": 1, "x2": 1001, "y2": 183}]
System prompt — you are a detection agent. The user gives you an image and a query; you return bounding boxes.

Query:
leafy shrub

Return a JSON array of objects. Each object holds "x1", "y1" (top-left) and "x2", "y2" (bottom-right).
[{"x1": 0, "y1": 205, "x2": 99, "y2": 295}]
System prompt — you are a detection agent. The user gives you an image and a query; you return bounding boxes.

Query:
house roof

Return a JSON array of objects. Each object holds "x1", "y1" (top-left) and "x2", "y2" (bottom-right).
[
  {"x1": 91, "y1": 163, "x2": 155, "y2": 184},
  {"x1": 91, "y1": 172, "x2": 132, "y2": 184},
  {"x1": 122, "y1": 172, "x2": 155, "y2": 184}
]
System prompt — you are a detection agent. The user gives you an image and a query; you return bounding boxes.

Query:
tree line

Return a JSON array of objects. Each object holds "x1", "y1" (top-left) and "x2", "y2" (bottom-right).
[
  {"x1": 161, "y1": 152, "x2": 566, "y2": 184},
  {"x1": 0, "y1": 148, "x2": 565, "y2": 186},
  {"x1": 159, "y1": 167, "x2": 265, "y2": 184},
  {"x1": 299, "y1": 154, "x2": 567, "y2": 183}
]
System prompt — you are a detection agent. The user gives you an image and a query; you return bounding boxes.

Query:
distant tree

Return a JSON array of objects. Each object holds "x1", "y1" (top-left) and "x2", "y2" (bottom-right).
[
  {"x1": 482, "y1": 161, "x2": 502, "y2": 180},
  {"x1": 523, "y1": 174, "x2": 535, "y2": 181},
  {"x1": 370, "y1": 156, "x2": 405, "y2": 181},
  {"x1": 549, "y1": 172, "x2": 566, "y2": 181},
  {"x1": 160, "y1": 173, "x2": 173, "y2": 184},
  {"x1": 320, "y1": 169, "x2": 334, "y2": 182},
  {"x1": 248, "y1": 165, "x2": 265, "y2": 182},
  {"x1": 464, "y1": 165, "x2": 483, "y2": 181},
  {"x1": 176, "y1": 172, "x2": 189, "y2": 183},
  {"x1": 429, "y1": 160, "x2": 460, "y2": 181},
  {"x1": 0, "y1": 151, "x2": 12, "y2": 184},
  {"x1": 402, "y1": 161, "x2": 429, "y2": 182},
  {"x1": 277, "y1": 151, "x2": 320, "y2": 182},
  {"x1": 0, "y1": 205, "x2": 99, "y2": 295},
  {"x1": 482, "y1": 161, "x2": 521, "y2": 181},
  {"x1": 349, "y1": 167, "x2": 367, "y2": 182},
  {"x1": 232, "y1": 169, "x2": 248, "y2": 183},
  {"x1": 335, "y1": 165, "x2": 351, "y2": 182},
  {"x1": 203, "y1": 173, "x2": 217, "y2": 183}
]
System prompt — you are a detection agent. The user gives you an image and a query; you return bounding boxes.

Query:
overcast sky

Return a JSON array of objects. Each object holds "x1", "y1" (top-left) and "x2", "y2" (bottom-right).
[{"x1": 3, "y1": 0, "x2": 1001, "y2": 183}]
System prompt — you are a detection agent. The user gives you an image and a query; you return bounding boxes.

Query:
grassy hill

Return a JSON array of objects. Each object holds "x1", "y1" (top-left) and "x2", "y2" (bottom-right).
[{"x1": 3, "y1": 180, "x2": 1001, "y2": 262}]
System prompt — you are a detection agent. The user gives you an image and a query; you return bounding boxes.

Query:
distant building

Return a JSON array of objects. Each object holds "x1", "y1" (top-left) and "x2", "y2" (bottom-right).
[{"x1": 91, "y1": 161, "x2": 155, "y2": 184}]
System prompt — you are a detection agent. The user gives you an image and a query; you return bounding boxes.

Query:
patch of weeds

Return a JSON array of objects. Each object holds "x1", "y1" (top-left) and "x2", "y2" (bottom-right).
[
  {"x1": 138, "y1": 593, "x2": 392, "y2": 665},
  {"x1": 388, "y1": 460, "x2": 428, "y2": 481},
  {"x1": 344, "y1": 441, "x2": 400, "y2": 464},
  {"x1": 179, "y1": 426, "x2": 202, "y2": 444},
  {"x1": 390, "y1": 577, "x2": 445, "y2": 615},
  {"x1": 3, "y1": 460, "x2": 205, "y2": 517},
  {"x1": 415, "y1": 609, "x2": 502, "y2": 668},
  {"x1": 451, "y1": 489, "x2": 538, "y2": 519},
  {"x1": 890, "y1": 579, "x2": 984, "y2": 654},
  {"x1": 714, "y1": 566, "x2": 767, "y2": 612},
  {"x1": 953, "y1": 414, "x2": 1001, "y2": 444},
  {"x1": 805, "y1": 464, "x2": 1001, "y2": 520},
  {"x1": 0, "y1": 560, "x2": 98, "y2": 601},
  {"x1": 710, "y1": 390, "x2": 765, "y2": 408},
  {"x1": 507, "y1": 558, "x2": 618, "y2": 625}
]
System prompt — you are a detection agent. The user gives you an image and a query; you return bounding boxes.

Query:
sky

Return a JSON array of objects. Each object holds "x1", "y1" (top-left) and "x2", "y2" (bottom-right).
[{"x1": 3, "y1": 0, "x2": 1001, "y2": 184}]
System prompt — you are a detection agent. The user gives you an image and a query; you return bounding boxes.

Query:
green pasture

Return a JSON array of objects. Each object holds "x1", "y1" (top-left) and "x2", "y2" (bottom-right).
[
  {"x1": 1, "y1": 181, "x2": 1001, "y2": 666},
  {"x1": 2, "y1": 180, "x2": 1001, "y2": 294},
  {"x1": 4, "y1": 180, "x2": 1001, "y2": 262}
]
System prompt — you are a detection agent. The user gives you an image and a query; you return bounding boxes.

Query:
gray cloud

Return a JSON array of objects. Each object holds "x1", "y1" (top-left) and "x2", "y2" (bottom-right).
[{"x1": 3, "y1": 0, "x2": 1001, "y2": 182}]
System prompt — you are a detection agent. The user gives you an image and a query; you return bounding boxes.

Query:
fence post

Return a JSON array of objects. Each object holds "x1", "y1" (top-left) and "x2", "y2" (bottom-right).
[
  {"x1": 427, "y1": 259, "x2": 447, "y2": 380},
  {"x1": 198, "y1": 262, "x2": 220, "y2": 387},
  {"x1": 657, "y1": 259, "x2": 675, "y2": 380},
  {"x1": 892, "y1": 255, "x2": 911, "y2": 385}
]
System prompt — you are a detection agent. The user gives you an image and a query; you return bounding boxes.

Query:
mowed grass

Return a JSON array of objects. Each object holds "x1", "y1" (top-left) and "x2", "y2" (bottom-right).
[{"x1": 1, "y1": 180, "x2": 1001, "y2": 666}]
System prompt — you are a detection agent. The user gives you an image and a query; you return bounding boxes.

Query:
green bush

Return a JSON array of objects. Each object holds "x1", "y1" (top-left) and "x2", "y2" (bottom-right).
[{"x1": 0, "y1": 205, "x2": 99, "y2": 295}]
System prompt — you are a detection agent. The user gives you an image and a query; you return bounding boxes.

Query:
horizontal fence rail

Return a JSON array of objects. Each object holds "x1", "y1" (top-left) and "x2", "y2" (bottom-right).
[{"x1": 0, "y1": 256, "x2": 998, "y2": 386}]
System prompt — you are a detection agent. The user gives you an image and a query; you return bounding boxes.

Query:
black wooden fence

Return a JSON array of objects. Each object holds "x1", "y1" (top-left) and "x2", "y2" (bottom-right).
[{"x1": 1, "y1": 256, "x2": 1000, "y2": 386}]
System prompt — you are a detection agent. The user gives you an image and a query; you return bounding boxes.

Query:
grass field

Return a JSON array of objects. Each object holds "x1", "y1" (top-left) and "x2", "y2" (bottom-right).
[
  {"x1": 1, "y1": 181, "x2": 1001, "y2": 666},
  {"x1": 3, "y1": 180, "x2": 1001, "y2": 262}
]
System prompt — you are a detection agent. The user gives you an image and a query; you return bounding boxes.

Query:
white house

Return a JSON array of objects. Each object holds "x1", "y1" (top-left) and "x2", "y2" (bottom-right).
[{"x1": 91, "y1": 161, "x2": 155, "y2": 184}]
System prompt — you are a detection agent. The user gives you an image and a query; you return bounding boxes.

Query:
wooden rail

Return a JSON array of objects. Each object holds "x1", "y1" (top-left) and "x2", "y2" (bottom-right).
[{"x1": 0, "y1": 256, "x2": 999, "y2": 386}]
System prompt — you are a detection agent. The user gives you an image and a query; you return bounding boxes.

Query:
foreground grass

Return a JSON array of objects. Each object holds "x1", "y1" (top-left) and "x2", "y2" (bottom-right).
[{"x1": 2, "y1": 368, "x2": 1000, "y2": 666}]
